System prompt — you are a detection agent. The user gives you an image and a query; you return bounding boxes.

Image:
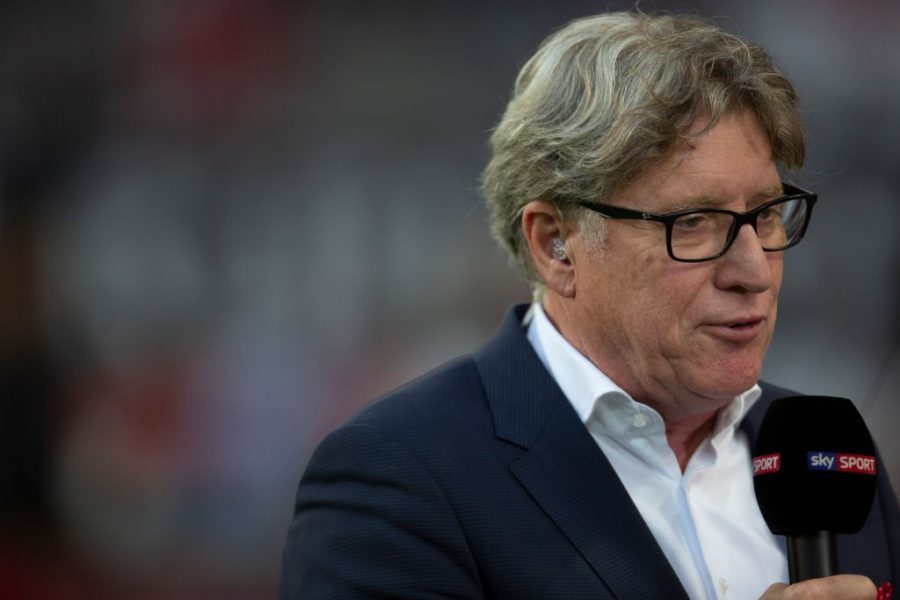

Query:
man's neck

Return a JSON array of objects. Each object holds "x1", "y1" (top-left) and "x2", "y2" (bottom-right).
[{"x1": 664, "y1": 410, "x2": 718, "y2": 472}]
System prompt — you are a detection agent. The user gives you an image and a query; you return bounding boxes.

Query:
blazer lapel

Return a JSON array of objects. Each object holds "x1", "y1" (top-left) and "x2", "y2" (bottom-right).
[{"x1": 475, "y1": 306, "x2": 689, "y2": 599}]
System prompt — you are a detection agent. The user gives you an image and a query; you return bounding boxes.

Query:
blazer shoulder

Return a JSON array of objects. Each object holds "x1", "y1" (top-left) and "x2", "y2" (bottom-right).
[
  {"x1": 283, "y1": 355, "x2": 487, "y2": 598},
  {"x1": 342, "y1": 353, "x2": 491, "y2": 438}
]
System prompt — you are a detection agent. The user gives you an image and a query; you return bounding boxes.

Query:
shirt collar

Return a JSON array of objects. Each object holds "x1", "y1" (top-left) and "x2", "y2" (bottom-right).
[{"x1": 526, "y1": 302, "x2": 761, "y2": 441}]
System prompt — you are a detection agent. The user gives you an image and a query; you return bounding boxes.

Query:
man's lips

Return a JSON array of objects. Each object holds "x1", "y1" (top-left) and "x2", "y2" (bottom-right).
[{"x1": 702, "y1": 316, "x2": 767, "y2": 342}]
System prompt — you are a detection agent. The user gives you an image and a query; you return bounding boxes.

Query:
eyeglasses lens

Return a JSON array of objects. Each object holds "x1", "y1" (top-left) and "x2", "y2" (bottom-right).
[{"x1": 670, "y1": 197, "x2": 808, "y2": 261}]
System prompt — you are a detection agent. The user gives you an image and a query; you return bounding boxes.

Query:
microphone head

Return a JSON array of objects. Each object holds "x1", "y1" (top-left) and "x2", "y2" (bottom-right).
[{"x1": 752, "y1": 396, "x2": 877, "y2": 535}]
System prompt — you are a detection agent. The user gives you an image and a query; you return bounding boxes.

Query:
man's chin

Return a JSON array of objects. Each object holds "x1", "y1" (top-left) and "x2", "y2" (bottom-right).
[{"x1": 691, "y1": 358, "x2": 763, "y2": 400}]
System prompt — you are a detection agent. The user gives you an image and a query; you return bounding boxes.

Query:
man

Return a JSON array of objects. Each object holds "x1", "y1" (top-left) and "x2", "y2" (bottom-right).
[{"x1": 281, "y1": 12, "x2": 899, "y2": 598}]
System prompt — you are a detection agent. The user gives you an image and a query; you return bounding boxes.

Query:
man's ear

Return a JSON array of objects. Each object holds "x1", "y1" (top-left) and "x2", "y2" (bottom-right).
[{"x1": 521, "y1": 200, "x2": 576, "y2": 298}]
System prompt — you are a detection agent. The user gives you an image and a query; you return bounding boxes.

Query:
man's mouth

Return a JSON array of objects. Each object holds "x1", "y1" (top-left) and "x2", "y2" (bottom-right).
[
  {"x1": 728, "y1": 318, "x2": 764, "y2": 329},
  {"x1": 704, "y1": 317, "x2": 767, "y2": 342}
]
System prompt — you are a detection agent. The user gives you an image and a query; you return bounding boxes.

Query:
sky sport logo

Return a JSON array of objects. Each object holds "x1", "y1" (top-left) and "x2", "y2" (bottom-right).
[
  {"x1": 752, "y1": 452, "x2": 878, "y2": 476},
  {"x1": 807, "y1": 452, "x2": 877, "y2": 475}
]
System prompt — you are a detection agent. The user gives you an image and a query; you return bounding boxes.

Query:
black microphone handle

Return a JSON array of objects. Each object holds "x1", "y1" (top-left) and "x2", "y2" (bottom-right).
[{"x1": 786, "y1": 531, "x2": 836, "y2": 583}]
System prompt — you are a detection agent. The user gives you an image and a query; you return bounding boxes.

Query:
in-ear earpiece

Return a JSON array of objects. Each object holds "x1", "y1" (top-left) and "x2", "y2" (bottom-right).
[{"x1": 552, "y1": 238, "x2": 567, "y2": 261}]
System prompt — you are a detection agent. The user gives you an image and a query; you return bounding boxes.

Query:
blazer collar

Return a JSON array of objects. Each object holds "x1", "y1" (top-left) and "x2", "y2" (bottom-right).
[{"x1": 474, "y1": 304, "x2": 690, "y2": 599}]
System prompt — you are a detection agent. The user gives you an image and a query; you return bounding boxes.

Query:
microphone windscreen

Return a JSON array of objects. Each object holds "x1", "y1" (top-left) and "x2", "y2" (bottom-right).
[{"x1": 752, "y1": 396, "x2": 877, "y2": 535}]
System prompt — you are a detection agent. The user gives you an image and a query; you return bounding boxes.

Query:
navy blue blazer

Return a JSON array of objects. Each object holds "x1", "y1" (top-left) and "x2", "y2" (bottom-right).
[{"x1": 281, "y1": 305, "x2": 900, "y2": 598}]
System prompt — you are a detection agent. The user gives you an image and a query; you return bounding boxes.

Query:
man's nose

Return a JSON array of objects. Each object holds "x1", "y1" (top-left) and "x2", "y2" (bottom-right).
[{"x1": 714, "y1": 223, "x2": 776, "y2": 293}]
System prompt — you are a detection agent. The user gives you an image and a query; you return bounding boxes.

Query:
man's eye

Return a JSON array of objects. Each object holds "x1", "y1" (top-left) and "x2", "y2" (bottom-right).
[
  {"x1": 758, "y1": 205, "x2": 782, "y2": 222},
  {"x1": 674, "y1": 214, "x2": 711, "y2": 231}
]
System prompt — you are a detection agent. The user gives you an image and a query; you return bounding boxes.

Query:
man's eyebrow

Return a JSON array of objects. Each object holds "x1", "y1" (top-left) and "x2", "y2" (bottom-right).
[
  {"x1": 659, "y1": 195, "x2": 719, "y2": 212},
  {"x1": 659, "y1": 184, "x2": 784, "y2": 212},
  {"x1": 754, "y1": 184, "x2": 785, "y2": 200}
]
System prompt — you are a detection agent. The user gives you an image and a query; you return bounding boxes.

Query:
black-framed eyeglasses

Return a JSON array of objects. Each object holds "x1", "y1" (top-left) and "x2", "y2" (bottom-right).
[{"x1": 577, "y1": 182, "x2": 818, "y2": 263}]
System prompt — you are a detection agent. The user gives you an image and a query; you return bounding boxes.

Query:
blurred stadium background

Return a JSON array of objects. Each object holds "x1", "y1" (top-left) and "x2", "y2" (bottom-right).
[{"x1": 1, "y1": 0, "x2": 897, "y2": 597}]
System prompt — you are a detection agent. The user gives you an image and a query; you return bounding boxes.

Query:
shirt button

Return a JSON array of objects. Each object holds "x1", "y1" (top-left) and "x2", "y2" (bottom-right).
[
  {"x1": 632, "y1": 413, "x2": 648, "y2": 428},
  {"x1": 718, "y1": 577, "x2": 729, "y2": 597}
]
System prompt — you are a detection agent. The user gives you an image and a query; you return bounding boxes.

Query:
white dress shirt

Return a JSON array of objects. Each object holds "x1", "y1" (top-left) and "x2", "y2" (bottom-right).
[{"x1": 525, "y1": 303, "x2": 788, "y2": 600}]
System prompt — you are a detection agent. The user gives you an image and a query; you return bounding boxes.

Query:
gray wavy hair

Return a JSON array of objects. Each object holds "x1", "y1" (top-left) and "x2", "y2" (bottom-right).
[{"x1": 482, "y1": 12, "x2": 805, "y2": 285}]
